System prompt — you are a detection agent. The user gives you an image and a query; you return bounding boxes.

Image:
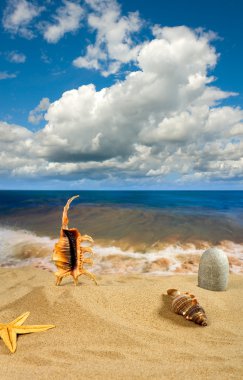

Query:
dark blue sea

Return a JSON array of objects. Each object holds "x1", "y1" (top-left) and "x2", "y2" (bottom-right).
[
  {"x1": 0, "y1": 190, "x2": 242, "y2": 274},
  {"x1": 0, "y1": 190, "x2": 243, "y2": 218}
]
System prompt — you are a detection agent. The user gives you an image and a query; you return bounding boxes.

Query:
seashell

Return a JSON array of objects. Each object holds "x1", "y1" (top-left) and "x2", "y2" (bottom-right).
[
  {"x1": 198, "y1": 247, "x2": 229, "y2": 291},
  {"x1": 52, "y1": 195, "x2": 97, "y2": 286},
  {"x1": 167, "y1": 288, "x2": 207, "y2": 326}
]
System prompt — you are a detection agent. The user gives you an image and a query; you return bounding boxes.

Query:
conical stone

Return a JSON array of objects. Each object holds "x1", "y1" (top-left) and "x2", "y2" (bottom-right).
[{"x1": 198, "y1": 248, "x2": 229, "y2": 291}]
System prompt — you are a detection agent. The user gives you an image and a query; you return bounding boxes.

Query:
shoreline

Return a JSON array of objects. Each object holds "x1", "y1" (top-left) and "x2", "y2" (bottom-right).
[{"x1": 0, "y1": 224, "x2": 242, "y2": 275}]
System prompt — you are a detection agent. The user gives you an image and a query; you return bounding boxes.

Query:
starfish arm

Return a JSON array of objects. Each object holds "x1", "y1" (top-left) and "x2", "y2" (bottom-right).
[
  {"x1": 0, "y1": 313, "x2": 55, "y2": 353},
  {"x1": 0, "y1": 328, "x2": 17, "y2": 353},
  {"x1": 10, "y1": 312, "x2": 30, "y2": 326},
  {"x1": 14, "y1": 324, "x2": 55, "y2": 334}
]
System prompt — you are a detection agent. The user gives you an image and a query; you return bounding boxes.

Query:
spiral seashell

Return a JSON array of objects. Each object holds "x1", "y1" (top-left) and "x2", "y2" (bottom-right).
[{"x1": 167, "y1": 289, "x2": 207, "y2": 326}]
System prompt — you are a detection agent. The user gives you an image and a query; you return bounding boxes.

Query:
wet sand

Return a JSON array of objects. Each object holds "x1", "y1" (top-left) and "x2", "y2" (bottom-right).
[
  {"x1": 1, "y1": 205, "x2": 243, "y2": 274},
  {"x1": 0, "y1": 267, "x2": 242, "y2": 379},
  {"x1": 1, "y1": 204, "x2": 243, "y2": 252}
]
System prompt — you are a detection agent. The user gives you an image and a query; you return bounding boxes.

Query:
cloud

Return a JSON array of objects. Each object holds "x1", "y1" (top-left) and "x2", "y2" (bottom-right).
[
  {"x1": 7, "y1": 51, "x2": 26, "y2": 63},
  {"x1": 1, "y1": 26, "x2": 243, "y2": 187},
  {"x1": 0, "y1": 121, "x2": 33, "y2": 176},
  {"x1": 28, "y1": 97, "x2": 50, "y2": 124},
  {"x1": 40, "y1": 50, "x2": 52, "y2": 64},
  {"x1": 42, "y1": 0, "x2": 84, "y2": 43},
  {"x1": 50, "y1": 27, "x2": 218, "y2": 161},
  {"x1": 73, "y1": 0, "x2": 143, "y2": 76},
  {"x1": 0, "y1": 71, "x2": 17, "y2": 80},
  {"x1": 2, "y1": 0, "x2": 43, "y2": 39}
]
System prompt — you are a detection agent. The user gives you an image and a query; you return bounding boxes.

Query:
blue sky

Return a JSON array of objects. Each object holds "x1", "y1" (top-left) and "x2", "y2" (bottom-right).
[{"x1": 0, "y1": 0, "x2": 243, "y2": 190}]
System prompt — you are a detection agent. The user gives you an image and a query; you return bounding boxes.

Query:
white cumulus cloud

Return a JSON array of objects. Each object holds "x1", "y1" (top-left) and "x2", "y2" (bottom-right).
[
  {"x1": 42, "y1": 0, "x2": 84, "y2": 43},
  {"x1": 73, "y1": 0, "x2": 143, "y2": 76},
  {"x1": 2, "y1": 0, "x2": 43, "y2": 38},
  {"x1": 28, "y1": 97, "x2": 50, "y2": 125},
  {"x1": 0, "y1": 71, "x2": 17, "y2": 80},
  {"x1": 7, "y1": 51, "x2": 26, "y2": 63},
  {"x1": 0, "y1": 25, "x2": 243, "y2": 187}
]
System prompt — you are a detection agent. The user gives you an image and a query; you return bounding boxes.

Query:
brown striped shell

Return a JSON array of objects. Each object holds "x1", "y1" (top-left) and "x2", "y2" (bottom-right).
[
  {"x1": 167, "y1": 289, "x2": 207, "y2": 326},
  {"x1": 52, "y1": 195, "x2": 97, "y2": 286}
]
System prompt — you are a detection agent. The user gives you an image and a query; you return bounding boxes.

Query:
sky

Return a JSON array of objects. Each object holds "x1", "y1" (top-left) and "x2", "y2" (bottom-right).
[{"x1": 0, "y1": 0, "x2": 243, "y2": 190}]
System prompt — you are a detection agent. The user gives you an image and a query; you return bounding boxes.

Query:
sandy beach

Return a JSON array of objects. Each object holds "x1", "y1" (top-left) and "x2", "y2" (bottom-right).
[{"x1": 0, "y1": 267, "x2": 242, "y2": 380}]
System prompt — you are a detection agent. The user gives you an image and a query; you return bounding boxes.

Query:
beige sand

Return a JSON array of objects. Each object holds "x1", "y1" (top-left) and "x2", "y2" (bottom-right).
[{"x1": 0, "y1": 268, "x2": 242, "y2": 380}]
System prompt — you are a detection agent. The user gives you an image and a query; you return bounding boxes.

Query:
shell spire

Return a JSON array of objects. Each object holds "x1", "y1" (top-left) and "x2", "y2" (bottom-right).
[
  {"x1": 167, "y1": 288, "x2": 207, "y2": 326},
  {"x1": 61, "y1": 195, "x2": 79, "y2": 229},
  {"x1": 52, "y1": 195, "x2": 97, "y2": 286}
]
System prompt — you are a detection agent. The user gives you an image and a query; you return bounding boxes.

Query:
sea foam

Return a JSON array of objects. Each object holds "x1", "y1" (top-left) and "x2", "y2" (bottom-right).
[{"x1": 0, "y1": 227, "x2": 242, "y2": 275}]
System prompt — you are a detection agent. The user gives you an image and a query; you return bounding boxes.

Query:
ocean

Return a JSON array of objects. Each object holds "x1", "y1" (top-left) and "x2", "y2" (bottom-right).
[{"x1": 0, "y1": 190, "x2": 242, "y2": 275}]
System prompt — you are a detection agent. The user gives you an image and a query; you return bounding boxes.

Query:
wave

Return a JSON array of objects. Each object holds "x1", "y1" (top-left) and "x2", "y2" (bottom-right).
[
  {"x1": 0, "y1": 227, "x2": 55, "y2": 271},
  {"x1": 0, "y1": 227, "x2": 242, "y2": 275}
]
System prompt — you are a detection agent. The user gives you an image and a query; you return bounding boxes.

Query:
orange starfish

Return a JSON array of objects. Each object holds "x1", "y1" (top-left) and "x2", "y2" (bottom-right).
[{"x1": 0, "y1": 312, "x2": 55, "y2": 353}]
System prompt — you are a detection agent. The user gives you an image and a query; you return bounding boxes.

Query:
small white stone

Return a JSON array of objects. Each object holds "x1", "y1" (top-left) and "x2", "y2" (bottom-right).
[{"x1": 198, "y1": 247, "x2": 229, "y2": 291}]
